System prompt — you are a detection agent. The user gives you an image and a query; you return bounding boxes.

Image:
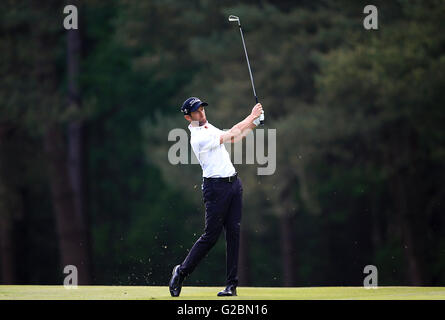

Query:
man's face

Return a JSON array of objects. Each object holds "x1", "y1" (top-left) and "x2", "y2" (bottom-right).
[{"x1": 185, "y1": 105, "x2": 207, "y2": 126}]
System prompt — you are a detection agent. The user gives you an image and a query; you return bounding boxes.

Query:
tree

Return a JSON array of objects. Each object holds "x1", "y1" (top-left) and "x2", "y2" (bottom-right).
[
  {"x1": 316, "y1": 0, "x2": 445, "y2": 284},
  {"x1": 0, "y1": 0, "x2": 92, "y2": 284}
]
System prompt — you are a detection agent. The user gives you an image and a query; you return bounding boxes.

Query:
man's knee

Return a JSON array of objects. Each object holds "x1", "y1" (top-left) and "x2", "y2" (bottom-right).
[{"x1": 200, "y1": 229, "x2": 221, "y2": 245}]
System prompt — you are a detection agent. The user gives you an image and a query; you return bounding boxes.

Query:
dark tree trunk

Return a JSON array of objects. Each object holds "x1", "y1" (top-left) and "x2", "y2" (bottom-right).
[
  {"x1": 276, "y1": 172, "x2": 296, "y2": 287},
  {"x1": 387, "y1": 125, "x2": 425, "y2": 285},
  {"x1": 66, "y1": 17, "x2": 92, "y2": 283},
  {"x1": 44, "y1": 125, "x2": 91, "y2": 284},
  {"x1": 278, "y1": 178, "x2": 297, "y2": 286},
  {"x1": 391, "y1": 172, "x2": 424, "y2": 285},
  {"x1": 0, "y1": 214, "x2": 15, "y2": 284},
  {"x1": 67, "y1": 121, "x2": 92, "y2": 282},
  {"x1": 0, "y1": 125, "x2": 16, "y2": 284},
  {"x1": 280, "y1": 209, "x2": 296, "y2": 286}
]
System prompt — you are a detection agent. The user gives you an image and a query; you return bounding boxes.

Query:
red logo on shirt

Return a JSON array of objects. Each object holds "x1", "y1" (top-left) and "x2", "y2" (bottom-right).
[{"x1": 204, "y1": 125, "x2": 208, "y2": 129}]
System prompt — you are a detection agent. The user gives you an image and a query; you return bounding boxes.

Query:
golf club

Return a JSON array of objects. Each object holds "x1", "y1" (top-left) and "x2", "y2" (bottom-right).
[{"x1": 229, "y1": 15, "x2": 264, "y2": 125}]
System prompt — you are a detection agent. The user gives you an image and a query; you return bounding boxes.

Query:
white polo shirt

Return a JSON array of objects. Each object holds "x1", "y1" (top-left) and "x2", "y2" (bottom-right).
[{"x1": 188, "y1": 121, "x2": 236, "y2": 178}]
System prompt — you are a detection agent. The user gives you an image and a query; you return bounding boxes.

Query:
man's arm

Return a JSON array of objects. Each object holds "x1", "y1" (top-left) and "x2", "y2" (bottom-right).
[{"x1": 220, "y1": 103, "x2": 263, "y2": 144}]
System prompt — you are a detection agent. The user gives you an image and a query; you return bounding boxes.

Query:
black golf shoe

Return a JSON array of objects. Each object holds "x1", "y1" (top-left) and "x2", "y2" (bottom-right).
[
  {"x1": 217, "y1": 285, "x2": 237, "y2": 296},
  {"x1": 169, "y1": 265, "x2": 186, "y2": 297}
]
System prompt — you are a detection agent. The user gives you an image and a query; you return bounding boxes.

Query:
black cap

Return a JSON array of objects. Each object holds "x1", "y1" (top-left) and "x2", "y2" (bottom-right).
[{"x1": 181, "y1": 97, "x2": 208, "y2": 115}]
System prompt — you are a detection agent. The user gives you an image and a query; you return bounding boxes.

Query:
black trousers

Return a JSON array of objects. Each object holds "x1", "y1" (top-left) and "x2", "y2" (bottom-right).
[{"x1": 179, "y1": 176, "x2": 243, "y2": 286}]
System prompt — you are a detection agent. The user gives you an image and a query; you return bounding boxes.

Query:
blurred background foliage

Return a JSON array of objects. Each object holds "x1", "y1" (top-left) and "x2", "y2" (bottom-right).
[{"x1": 0, "y1": 0, "x2": 444, "y2": 286}]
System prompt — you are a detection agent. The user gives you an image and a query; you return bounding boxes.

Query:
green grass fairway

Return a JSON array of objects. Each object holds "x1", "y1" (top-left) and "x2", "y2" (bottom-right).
[{"x1": 1, "y1": 286, "x2": 445, "y2": 300}]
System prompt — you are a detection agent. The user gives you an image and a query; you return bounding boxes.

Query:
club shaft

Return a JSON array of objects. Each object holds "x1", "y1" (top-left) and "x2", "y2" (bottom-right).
[{"x1": 238, "y1": 26, "x2": 257, "y2": 101}]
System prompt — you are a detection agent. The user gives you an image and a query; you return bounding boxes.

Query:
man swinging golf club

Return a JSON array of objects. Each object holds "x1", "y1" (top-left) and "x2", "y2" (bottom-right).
[
  {"x1": 169, "y1": 14, "x2": 264, "y2": 297},
  {"x1": 168, "y1": 97, "x2": 263, "y2": 297}
]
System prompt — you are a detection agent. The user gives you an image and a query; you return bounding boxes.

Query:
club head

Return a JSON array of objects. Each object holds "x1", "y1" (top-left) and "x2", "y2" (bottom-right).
[{"x1": 228, "y1": 15, "x2": 240, "y2": 25}]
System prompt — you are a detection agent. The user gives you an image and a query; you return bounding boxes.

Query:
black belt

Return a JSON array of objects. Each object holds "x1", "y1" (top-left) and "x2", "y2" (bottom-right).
[{"x1": 203, "y1": 173, "x2": 238, "y2": 183}]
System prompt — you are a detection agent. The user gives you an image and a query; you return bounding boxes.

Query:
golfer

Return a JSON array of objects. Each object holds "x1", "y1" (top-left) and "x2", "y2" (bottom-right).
[{"x1": 169, "y1": 97, "x2": 263, "y2": 297}]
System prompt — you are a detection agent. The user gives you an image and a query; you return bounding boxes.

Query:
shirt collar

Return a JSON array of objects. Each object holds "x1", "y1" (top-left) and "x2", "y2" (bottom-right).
[{"x1": 188, "y1": 121, "x2": 209, "y2": 132}]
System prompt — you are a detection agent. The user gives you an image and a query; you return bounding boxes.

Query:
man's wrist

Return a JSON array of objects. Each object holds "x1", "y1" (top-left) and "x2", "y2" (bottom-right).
[{"x1": 250, "y1": 114, "x2": 260, "y2": 126}]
